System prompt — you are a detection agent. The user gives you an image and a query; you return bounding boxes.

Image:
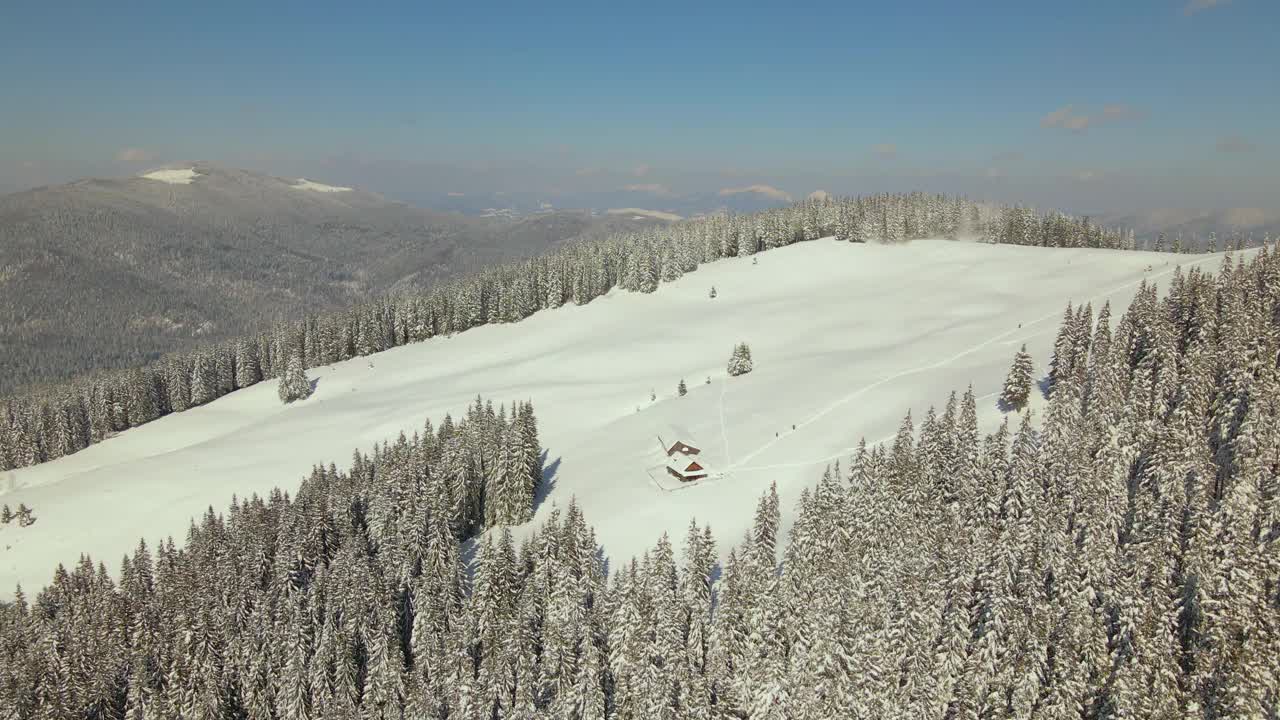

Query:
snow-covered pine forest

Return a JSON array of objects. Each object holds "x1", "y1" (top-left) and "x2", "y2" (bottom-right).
[
  {"x1": 2, "y1": 242, "x2": 1276, "y2": 718},
  {"x1": 0, "y1": 193, "x2": 1138, "y2": 473}
]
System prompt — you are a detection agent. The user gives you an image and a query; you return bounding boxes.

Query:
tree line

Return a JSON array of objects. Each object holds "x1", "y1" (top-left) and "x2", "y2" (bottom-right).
[
  {"x1": 0, "y1": 193, "x2": 1136, "y2": 473},
  {"x1": 2, "y1": 241, "x2": 1276, "y2": 717}
]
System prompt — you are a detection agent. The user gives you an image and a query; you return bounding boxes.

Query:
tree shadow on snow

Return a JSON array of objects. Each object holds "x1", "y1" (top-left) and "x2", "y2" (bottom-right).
[
  {"x1": 534, "y1": 451, "x2": 559, "y2": 515},
  {"x1": 308, "y1": 377, "x2": 321, "y2": 395},
  {"x1": 459, "y1": 536, "x2": 480, "y2": 587},
  {"x1": 1036, "y1": 374, "x2": 1052, "y2": 400}
]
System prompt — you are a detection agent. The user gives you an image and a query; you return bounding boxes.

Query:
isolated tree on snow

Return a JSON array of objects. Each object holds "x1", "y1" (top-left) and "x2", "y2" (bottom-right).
[
  {"x1": 709, "y1": 286, "x2": 718, "y2": 299},
  {"x1": 727, "y1": 343, "x2": 754, "y2": 377},
  {"x1": 1000, "y1": 344, "x2": 1035, "y2": 411},
  {"x1": 0, "y1": 504, "x2": 11, "y2": 524},
  {"x1": 277, "y1": 352, "x2": 312, "y2": 404},
  {"x1": 650, "y1": 388, "x2": 657, "y2": 402},
  {"x1": 678, "y1": 379, "x2": 688, "y2": 397}
]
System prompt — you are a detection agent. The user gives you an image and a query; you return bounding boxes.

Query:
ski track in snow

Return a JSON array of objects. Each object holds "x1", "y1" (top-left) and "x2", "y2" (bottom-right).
[
  {"x1": 725, "y1": 251, "x2": 1222, "y2": 474},
  {"x1": 718, "y1": 379, "x2": 732, "y2": 466}
]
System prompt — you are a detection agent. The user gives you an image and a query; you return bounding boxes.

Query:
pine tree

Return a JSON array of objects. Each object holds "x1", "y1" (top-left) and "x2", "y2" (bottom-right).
[
  {"x1": 727, "y1": 343, "x2": 754, "y2": 377},
  {"x1": 678, "y1": 379, "x2": 687, "y2": 396},
  {"x1": 709, "y1": 286, "x2": 717, "y2": 299},
  {"x1": 1000, "y1": 344, "x2": 1035, "y2": 411},
  {"x1": 277, "y1": 352, "x2": 312, "y2": 404}
]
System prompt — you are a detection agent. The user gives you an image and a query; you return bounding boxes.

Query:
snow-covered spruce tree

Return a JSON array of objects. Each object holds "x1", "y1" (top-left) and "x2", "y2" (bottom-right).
[
  {"x1": 1000, "y1": 344, "x2": 1034, "y2": 411},
  {"x1": 709, "y1": 286, "x2": 717, "y2": 299},
  {"x1": 678, "y1": 378, "x2": 687, "y2": 396},
  {"x1": 727, "y1": 343, "x2": 754, "y2": 377},
  {"x1": 276, "y1": 352, "x2": 312, "y2": 404}
]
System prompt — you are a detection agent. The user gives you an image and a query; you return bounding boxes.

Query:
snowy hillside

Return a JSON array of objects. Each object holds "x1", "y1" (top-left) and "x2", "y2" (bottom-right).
[{"x1": 0, "y1": 239, "x2": 1229, "y2": 595}]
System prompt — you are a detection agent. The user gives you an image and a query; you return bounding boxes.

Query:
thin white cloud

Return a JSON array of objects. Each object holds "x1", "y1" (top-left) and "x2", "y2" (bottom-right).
[
  {"x1": 871, "y1": 143, "x2": 898, "y2": 159},
  {"x1": 632, "y1": 164, "x2": 651, "y2": 177},
  {"x1": 807, "y1": 190, "x2": 831, "y2": 202},
  {"x1": 1102, "y1": 104, "x2": 1138, "y2": 120},
  {"x1": 1042, "y1": 104, "x2": 1138, "y2": 133},
  {"x1": 623, "y1": 183, "x2": 673, "y2": 196},
  {"x1": 115, "y1": 147, "x2": 153, "y2": 163},
  {"x1": 1184, "y1": 0, "x2": 1229, "y2": 15},
  {"x1": 1041, "y1": 105, "x2": 1087, "y2": 131},
  {"x1": 717, "y1": 184, "x2": 793, "y2": 202},
  {"x1": 1215, "y1": 135, "x2": 1256, "y2": 153},
  {"x1": 447, "y1": 191, "x2": 466, "y2": 197}
]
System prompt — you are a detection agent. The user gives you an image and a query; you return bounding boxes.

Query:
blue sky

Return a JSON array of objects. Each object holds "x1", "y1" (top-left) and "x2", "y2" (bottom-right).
[{"x1": 1, "y1": 0, "x2": 1275, "y2": 210}]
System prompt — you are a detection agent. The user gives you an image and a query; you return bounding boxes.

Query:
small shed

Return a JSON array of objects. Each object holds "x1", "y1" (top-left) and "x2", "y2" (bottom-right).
[
  {"x1": 657, "y1": 426, "x2": 710, "y2": 482},
  {"x1": 666, "y1": 455, "x2": 708, "y2": 482}
]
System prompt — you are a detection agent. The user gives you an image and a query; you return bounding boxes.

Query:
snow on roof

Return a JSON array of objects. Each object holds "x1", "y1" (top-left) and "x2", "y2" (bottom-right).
[
  {"x1": 665, "y1": 453, "x2": 709, "y2": 477},
  {"x1": 140, "y1": 168, "x2": 201, "y2": 185},
  {"x1": 293, "y1": 178, "x2": 352, "y2": 193}
]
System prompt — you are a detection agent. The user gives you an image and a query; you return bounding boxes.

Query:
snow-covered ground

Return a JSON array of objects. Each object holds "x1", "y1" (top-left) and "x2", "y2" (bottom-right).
[
  {"x1": 0, "y1": 240, "x2": 1225, "y2": 595},
  {"x1": 139, "y1": 168, "x2": 201, "y2": 184},
  {"x1": 293, "y1": 178, "x2": 352, "y2": 192}
]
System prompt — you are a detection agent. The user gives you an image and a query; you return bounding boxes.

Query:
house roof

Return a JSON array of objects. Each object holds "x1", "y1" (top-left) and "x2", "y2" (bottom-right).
[
  {"x1": 656, "y1": 424, "x2": 720, "y2": 477},
  {"x1": 666, "y1": 453, "x2": 709, "y2": 477},
  {"x1": 666, "y1": 440, "x2": 701, "y2": 456},
  {"x1": 658, "y1": 424, "x2": 702, "y2": 457}
]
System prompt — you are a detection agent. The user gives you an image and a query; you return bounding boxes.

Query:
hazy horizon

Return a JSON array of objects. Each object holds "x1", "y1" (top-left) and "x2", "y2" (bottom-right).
[{"x1": 3, "y1": 0, "x2": 1277, "y2": 213}]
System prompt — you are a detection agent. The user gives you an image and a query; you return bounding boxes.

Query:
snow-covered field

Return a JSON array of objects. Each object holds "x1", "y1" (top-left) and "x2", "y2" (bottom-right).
[
  {"x1": 140, "y1": 168, "x2": 202, "y2": 184},
  {"x1": 293, "y1": 178, "x2": 352, "y2": 192},
  {"x1": 0, "y1": 240, "x2": 1224, "y2": 595}
]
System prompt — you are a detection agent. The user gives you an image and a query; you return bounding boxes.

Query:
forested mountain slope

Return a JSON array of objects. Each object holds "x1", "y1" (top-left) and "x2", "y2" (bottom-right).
[
  {"x1": 0, "y1": 192, "x2": 1129, "y2": 473},
  {"x1": 0, "y1": 164, "x2": 651, "y2": 393},
  {"x1": 1, "y1": 239, "x2": 1275, "y2": 718},
  {"x1": 0, "y1": 235, "x2": 1214, "y2": 600}
]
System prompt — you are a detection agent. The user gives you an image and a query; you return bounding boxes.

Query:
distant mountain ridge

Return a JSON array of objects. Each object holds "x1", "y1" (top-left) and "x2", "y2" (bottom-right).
[
  {"x1": 0, "y1": 162, "x2": 671, "y2": 393},
  {"x1": 1092, "y1": 207, "x2": 1280, "y2": 248},
  {"x1": 427, "y1": 185, "x2": 793, "y2": 219}
]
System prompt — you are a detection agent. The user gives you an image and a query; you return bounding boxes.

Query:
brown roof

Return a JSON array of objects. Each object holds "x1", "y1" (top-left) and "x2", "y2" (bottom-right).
[{"x1": 666, "y1": 440, "x2": 701, "y2": 456}]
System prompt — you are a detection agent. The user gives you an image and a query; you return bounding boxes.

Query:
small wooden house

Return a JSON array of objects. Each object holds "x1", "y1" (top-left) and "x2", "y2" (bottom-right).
[
  {"x1": 666, "y1": 453, "x2": 708, "y2": 482},
  {"x1": 659, "y1": 431, "x2": 709, "y2": 482}
]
